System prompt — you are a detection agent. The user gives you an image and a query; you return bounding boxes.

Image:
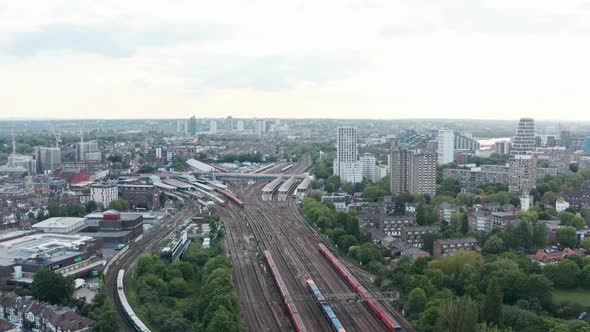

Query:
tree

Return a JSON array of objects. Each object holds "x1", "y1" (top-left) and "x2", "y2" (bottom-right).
[
  {"x1": 436, "y1": 296, "x2": 479, "y2": 332},
  {"x1": 581, "y1": 238, "x2": 590, "y2": 251},
  {"x1": 406, "y1": 288, "x2": 428, "y2": 319},
  {"x1": 482, "y1": 277, "x2": 503, "y2": 327},
  {"x1": 337, "y1": 235, "x2": 358, "y2": 252},
  {"x1": 159, "y1": 192, "x2": 168, "y2": 207},
  {"x1": 93, "y1": 301, "x2": 119, "y2": 332},
  {"x1": 557, "y1": 226, "x2": 577, "y2": 248},
  {"x1": 85, "y1": 200, "x2": 97, "y2": 213},
  {"x1": 341, "y1": 182, "x2": 354, "y2": 194},
  {"x1": 531, "y1": 221, "x2": 548, "y2": 250},
  {"x1": 109, "y1": 199, "x2": 130, "y2": 211},
  {"x1": 543, "y1": 259, "x2": 581, "y2": 288},
  {"x1": 482, "y1": 235, "x2": 505, "y2": 255},
  {"x1": 423, "y1": 232, "x2": 442, "y2": 254},
  {"x1": 31, "y1": 269, "x2": 75, "y2": 305}
]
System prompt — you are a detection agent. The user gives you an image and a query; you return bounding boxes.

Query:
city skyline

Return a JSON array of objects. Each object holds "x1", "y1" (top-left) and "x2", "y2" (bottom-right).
[{"x1": 2, "y1": 1, "x2": 590, "y2": 120}]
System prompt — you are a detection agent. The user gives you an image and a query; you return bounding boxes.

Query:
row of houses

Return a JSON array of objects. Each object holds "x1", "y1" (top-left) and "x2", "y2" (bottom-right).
[{"x1": 0, "y1": 292, "x2": 94, "y2": 332}]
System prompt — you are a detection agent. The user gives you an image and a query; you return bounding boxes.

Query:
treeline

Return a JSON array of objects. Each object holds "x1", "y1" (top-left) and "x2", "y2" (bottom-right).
[
  {"x1": 391, "y1": 251, "x2": 590, "y2": 332},
  {"x1": 301, "y1": 197, "x2": 384, "y2": 273},
  {"x1": 130, "y1": 239, "x2": 244, "y2": 332}
]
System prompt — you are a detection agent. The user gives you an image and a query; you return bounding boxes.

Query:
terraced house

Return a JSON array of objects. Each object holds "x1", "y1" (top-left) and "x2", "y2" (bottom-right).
[{"x1": 0, "y1": 292, "x2": 94, "y2": 331}]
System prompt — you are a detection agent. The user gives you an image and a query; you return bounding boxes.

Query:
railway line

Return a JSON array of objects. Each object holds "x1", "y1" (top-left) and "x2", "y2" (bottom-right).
[
  {"x1": 220, "y1": 177, "x2": 413, "y2": 332},
  {"x1": 105, "y1": 202, "x2": 195, "y2": 332}
]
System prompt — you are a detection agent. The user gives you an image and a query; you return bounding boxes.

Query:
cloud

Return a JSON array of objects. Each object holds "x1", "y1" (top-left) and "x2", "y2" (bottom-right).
[{"x1": 2, "y1": 23, "x2": 229, "y2": 57}]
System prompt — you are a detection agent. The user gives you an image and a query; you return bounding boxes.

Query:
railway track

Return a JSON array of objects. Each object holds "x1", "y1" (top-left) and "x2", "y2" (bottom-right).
[
  {"x1": 221, "y1": 178, "x2": 411, "y2": 331},
  {"x1": 105, "y1": 202, "x2": 195, "y2": 332}
]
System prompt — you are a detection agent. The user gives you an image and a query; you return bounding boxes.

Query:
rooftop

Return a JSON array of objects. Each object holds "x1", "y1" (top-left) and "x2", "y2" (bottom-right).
[
  {"x1": 31, "y1": 217, "x2": 85, "y2": 229},
  {"x1": 0, "y1": 233, "x2": 94, "y2": 267},
  {"x1": 437, "y1": 237, "x2": 478, "y2": 245}
]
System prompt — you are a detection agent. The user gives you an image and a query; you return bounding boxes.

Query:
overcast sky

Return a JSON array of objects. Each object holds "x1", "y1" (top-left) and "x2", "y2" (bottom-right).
[{"x1": 1, "y1": 0, "x2": 590, "y2": 120}]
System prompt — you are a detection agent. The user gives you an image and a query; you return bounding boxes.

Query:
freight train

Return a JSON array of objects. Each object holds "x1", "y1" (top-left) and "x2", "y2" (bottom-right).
[
  {"x1": 318, "y1": 243, "x2": 402, "y2": 332},
  {"x1": 306, "y1": 278, "x2": 346, "y2": 332}
]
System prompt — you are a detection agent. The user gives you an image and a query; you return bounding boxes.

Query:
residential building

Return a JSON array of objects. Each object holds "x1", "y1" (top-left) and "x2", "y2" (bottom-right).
[
  {"x1": 226, "y1": 116, "x2": 233, "y2": 134},
  {"x1": 520, "y1": 192, "x2": 532, "y2": 211},
  {"x1": 511, "y1": 118, "x2": 536, "y2": 156},
  {"x1": 209, "y1": 120, "x2": 217, "y2": 134},
  {"x1": 90, "y1": 183, "x2": 118, "y2": 208},
  {"x1": 508, "y1": 155, "x2": 536, "y2": 193},
  {"x1": 561, "y1": 130, "x2": 572, "y2": 149},
  {"x1": 454, "y1": 133, "x2": 479, "y2": 152},
  {"x1": 118, "y1": 184, "x2": 160, "y2": 210},
  {"x1": 583, "y1": 137, "x2": 590, "y2": 153},
  {"x1": 75, "y1": 141, "x2": 100, "y2": 161},
  {"x1": 361, "y1": 153, "x2": 376, "y2": 182},
  {"x1": 188, "y1": 115, "x2": 197, "y2": 136},
  {"x1": 0, "y1": 293, "x2": 95, "y2": 331},
  {"x1": 36, "y1": 147, "x2": 61, "y2": 173},
  {"x1": 321, "y1": 195, "x2": 348, "y2": 211},
  {"x1": 390, "y1": 146, "x2": 437, "y2": 197},
  {"x1": 236, "y1": 120, "x2": 245, "y2": 131},
  {"x1": 438, "y1": 203, "x2": 457, "y2": 223},
  {"x1": 555, "y1": 197, "x2": 570, "y2": 213},
  {"x1": 437, "y1": 129, "x2": 454, "y2": 165},
  {"x1": 177, "y1": 119, "x2": 188, "y2": 134},
  {"x1": 470, "y1": 211, "x2": 492, "y2": 233},
  {"x1": 491, "y1": 211, "x2": 517, "y2": 229},
  {"x1": 433, "y1": 237, "x2": 480, "y2": 257},
  {"x1": 381, "y1": 216, "x2": 416, "y2": 238},
  {"x1": 334, "y1": 127, "x2": 362, "y2": 183},
  {"x1": 495, "y1": 141, "x2": 511, "y2": 155},
  {"x1": 400, "y1": 225, "x2": 441, "y2": 248},
  {"x1": 255, "y1": 119, "x2": 267, "y2": 137},
  {"x1": 561, "y1": 180, "x2": 590, "y2": 209}
]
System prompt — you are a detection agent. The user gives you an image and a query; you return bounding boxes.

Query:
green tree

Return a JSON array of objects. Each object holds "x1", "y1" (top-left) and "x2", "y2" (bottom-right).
[
  {"x1": 85, "y1": 200, "x2": 97, "y2": 213},
  {"x1": 436, "y1": 296, "x2": 479, "y2": 332},
  {"x1": 543, "y1": 259, "x2": 581, "y2": 288},
  {"x1": 531, "y1": 221, "x2": 548, "y2": 250},
  {"x1": 159, "y1": 192, "x2": 168, "y2": 207},
  {"x1": 93, "y1": 301, "x2": 120, "y2": 332},
  {"x1": 109, "y1": 199, "x2": 130, "y2": 211},
  {"x1": 557, "y1": 226, "x2": 577, "y2": 248},
  {"x1": 406, "y1": 288, "x2": 428, "y2": 319},
  {"x1": 581, "y1": 238, "x2": 590, "y2": 251},
  {"x1": 482, "y1": 235, "x2": 505, "y2": 255},
  {"x1": 337, "y1": 235, "x2": 358, "y2": 252},
  {"x1": 482, "y1": 277, "x2": 503, "y2": 327},
  {"x1": 31, "y1": 269, "x2": 75, "y2": 305},
  {"x1": 341, "y1": 182, "x2": 354, "y2": 194}
]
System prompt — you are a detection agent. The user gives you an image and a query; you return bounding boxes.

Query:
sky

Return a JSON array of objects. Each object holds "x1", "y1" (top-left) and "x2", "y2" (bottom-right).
[{"x1": 1, "y1": 0, "x2": 590, "y2": 120}]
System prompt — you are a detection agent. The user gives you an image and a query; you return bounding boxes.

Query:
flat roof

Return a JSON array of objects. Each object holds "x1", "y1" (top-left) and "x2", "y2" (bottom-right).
[
  {"x1": 32, "y1": 217, "x2": 85, "y2": 229},
  {"x1": 0, "y1": 233, "x2": 94, "y2": 267}
]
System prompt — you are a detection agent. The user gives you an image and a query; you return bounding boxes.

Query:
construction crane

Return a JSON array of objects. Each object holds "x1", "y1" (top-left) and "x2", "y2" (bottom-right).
[{"x1": 50, "y1": 124, "x2": 62, "y2": 148}]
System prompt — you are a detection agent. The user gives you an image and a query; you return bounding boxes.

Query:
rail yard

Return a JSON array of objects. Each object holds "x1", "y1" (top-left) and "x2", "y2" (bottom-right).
[{"x1": 218, "y1": 158, "x2": 414, "y2": 332}]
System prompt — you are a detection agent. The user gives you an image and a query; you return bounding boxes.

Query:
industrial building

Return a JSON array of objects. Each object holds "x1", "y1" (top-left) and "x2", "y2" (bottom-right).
[
  {"x1": 31, "y1": 217, "x2": 86, "y2": 234},
  {"x1": 0, "y1": 232, "x2": 102, "y2": 281}
]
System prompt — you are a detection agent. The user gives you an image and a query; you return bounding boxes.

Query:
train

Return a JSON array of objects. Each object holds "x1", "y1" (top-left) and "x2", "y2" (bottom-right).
[
  {"x1": 306, "y1": 278, "x2": 346, "y2": 332},
  {"x1": 214, "y1": 188, "x2": 244, "y2": 207},
  {"x1": 280, "y1": 164, "x2": 294, "y2": 173},
  {"x1": 263, "y1": 250, "x2": 308, "y2": 332},
  {"x1": 318, "y1": 244, "x2": 402, "y2": 332},
  {"x1": 116, "y1": 269, "x2": 151, "y2": 332},
  {"x1": 252, "y1": 163, "x2": 275, "y2": 173}
]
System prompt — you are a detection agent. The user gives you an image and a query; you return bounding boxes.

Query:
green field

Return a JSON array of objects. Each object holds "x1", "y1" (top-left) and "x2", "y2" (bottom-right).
[{"x1": 553, "y1": 289, "x2": 590, "y2": 306}]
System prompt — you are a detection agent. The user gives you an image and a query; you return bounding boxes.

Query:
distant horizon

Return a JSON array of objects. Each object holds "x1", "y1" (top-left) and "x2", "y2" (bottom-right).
[{"x1": 0, "y1": 116, "x2": 587, "y2": 123}]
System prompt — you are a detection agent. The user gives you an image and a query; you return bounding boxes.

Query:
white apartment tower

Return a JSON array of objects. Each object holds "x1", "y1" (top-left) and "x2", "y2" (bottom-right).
[
  {"x1": 334, "y1": 127, "x2": 362, "y2": 183},
  {"x1": 437, "y1": 129, "x2": 455, "y2": 165},
  {"x1": 361, "y1": 153, "x2": 376, "y2": 182},
  {"x1": 511, "y1": 118, "x2": 536, "y2": 156}
]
